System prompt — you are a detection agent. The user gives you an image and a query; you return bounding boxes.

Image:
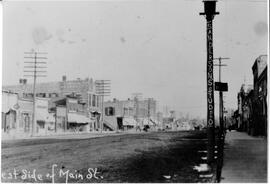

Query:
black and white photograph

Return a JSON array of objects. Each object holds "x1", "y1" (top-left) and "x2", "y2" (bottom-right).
[{"x1": 1, "y1": 0, "x2": 268, "y2": 183}]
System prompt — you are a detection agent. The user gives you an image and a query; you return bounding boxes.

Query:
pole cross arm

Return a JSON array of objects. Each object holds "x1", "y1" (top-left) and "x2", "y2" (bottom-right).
[
  {"x1": 214, "y1": 64, "x2": 227, "y2": 66},
  {"x1": 214, "y1": 57, "x2": 230, "y2": 60}
]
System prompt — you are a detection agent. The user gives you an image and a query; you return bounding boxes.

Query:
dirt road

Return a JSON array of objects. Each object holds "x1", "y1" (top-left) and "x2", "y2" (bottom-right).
[{"x1": 2, "y1": 131, "x2": 211, "y2": 183}]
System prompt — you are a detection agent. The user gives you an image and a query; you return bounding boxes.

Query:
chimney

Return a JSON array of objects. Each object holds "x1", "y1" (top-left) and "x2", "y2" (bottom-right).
[{"x1": 62, "y1": 75, "x2": 67, "y2": 82}]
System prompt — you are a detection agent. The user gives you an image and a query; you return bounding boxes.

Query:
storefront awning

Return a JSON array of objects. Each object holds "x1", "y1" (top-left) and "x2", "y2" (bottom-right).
[
  {"x1": 90, "y1": 110, "x2": 100, "y2": 114},
  {"x1": 123, "y1": 117, "x2": 137, "y2": 126},
  {"x1": 142, "y1": 118, "x2": 156, "y2": 126},
  {"x1": 68, "y1": 113, "x2": 90, "y2": 124}
]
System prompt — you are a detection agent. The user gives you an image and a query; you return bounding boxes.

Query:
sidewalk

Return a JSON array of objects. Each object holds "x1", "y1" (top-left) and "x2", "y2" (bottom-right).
[{"x1": 221, "y1": 131, "x2": 267, "y2": 183}]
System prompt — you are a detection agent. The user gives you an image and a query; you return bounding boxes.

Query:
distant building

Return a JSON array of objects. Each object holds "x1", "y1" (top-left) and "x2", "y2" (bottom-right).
[
  {"x1": 2, "y1": 76, "x2": 108, "y2": 138},
  {"x1": 224, "y1": 108, "x2": 237, "y2": 130},
  {"x1": 234, "y1": 55, "x2": 267, "y2": 136},
  {"x1": 173, "y1": 120, "x2": 194, "y2": 131},
  {"x1": 237, "y1": 83, "x2": 253, "y2": 132},
  {"x1": 53, "y1": 96, "x2": 93, "y2": 133},
  {"x1": 103, "y1": 97, "x2": 158, "y2": 131},
  {"x1": 3, "y1": 76, "x2": 101, "y2": 114},
  {"x1": 163, "y1": 117, "x2": 174, "y2": 130}
]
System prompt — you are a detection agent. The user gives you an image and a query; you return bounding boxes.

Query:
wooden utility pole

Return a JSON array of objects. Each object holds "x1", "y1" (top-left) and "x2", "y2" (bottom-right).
[
  {"x1": 95, "y1": 80, "x2": 111, "y2": 132},
  {"x1": 214, "y1": 57, "x2": 229, "y2": 182},
  {"x1": 132, "y1": 93, "x2": 142, "y2": 131},
  {"x1": 24, "y1": 51, "x2": 47, "y2": 136},
  {"x1": 147, "y1": 98, "x2": 151, "y2": 125},
  {"x1": 214, "y1": 57, "x2": 229, "y2": 135}
]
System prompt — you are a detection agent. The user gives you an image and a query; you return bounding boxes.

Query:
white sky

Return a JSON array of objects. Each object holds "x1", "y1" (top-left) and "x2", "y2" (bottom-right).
[{"x1": 2, "y1": 0, "x2": 268, "y2": 118}]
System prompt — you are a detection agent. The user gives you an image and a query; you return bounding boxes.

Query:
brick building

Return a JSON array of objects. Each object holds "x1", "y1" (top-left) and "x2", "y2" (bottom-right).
[
  {"x1": 234, "y1": 55, "x2": 268, "y2": 136},
  {"x1": 3, "y1": 76, "x2": 101, "y2": 111},
  {"x1": 103, "y1": 97, "x2": 158, "y2": 131},
  {"x1": 2, "y1": 76, "x2": 105, "y2": 137},
  {"x1": 52, "y1": 95, "x2": 96, "y2": 133},
  {"x1": 252, "y1": 55, "x2": 267, "y2": 136}
]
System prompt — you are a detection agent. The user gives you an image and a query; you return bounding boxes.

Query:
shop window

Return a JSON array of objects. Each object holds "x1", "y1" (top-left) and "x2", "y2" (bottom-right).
[
  {"x1": 105, "y1": 107, "x2": 115, "y2": 116},
  {"x1": 92, "y1": 95, "x2": 96, "y2": 107},
  {"x1": 37, "y1": 120, "x2": 45, "y2": 129}
]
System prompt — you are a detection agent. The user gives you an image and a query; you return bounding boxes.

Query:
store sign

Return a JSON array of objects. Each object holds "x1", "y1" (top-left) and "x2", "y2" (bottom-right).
[
  {"x1": 215, "y1": 82, "x2": 228, "y2": 92},
  {"x1": 206, "y1": 20, "x2": 215, "y2": 128}
]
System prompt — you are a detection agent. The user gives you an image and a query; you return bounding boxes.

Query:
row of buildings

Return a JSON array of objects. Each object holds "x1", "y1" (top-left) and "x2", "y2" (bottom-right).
[
  {"x1": 233, "y1": 55, "x2": 267, "y2": 136},
  {"x1": 2, "y1": 76, "x2": 102, "y2": 138},
  {"x1": 2, "y1": 76, "x2": 177, "y2": 138}
]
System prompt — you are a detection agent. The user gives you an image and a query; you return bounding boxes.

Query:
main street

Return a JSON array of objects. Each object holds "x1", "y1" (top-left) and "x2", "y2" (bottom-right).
[{"x1": 2, "y1": 131, "x2": 213, "y2": 183}]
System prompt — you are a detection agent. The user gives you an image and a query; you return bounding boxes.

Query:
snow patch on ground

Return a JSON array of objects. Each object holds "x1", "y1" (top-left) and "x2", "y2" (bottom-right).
[
  {"x1": 198, "y1": 150, "x2": 207, "y2": 153},
  {"x1": 199, "y1": 174, "x2": 213, "y2": 178},
  {"x1": 193, "y1": 164, "x2": 210, "y2": 172},
  {"x1": 163, "y1": 175, "x2": 171, "y2": 179}
]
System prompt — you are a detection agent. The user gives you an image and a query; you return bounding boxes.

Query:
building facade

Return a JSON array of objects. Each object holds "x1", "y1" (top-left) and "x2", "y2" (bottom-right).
[
  {"x1": 3, "y1": 76, "x2": 101, "y2": 114},
  {"x1": 2, "y1": 76, "x2": 105, "y2": 138},
  {"x1": 103, "y1": 97, "x2": 158, "y2": 131},
  {"x1": 237, "y1": 84, "x2": 253, "y2": 132},
  {"x1": 252, "y1": 55, "x2": 267, "y2": 136},
  {"x1": 53, "y1": 96, "x2": 95, "y2": 133},
  {"x1": 2, "y1": 91, "x2": 51, "y2": 138},
  {"x1": 234, "y1": 55, "x2": 267, "y2": 136}
]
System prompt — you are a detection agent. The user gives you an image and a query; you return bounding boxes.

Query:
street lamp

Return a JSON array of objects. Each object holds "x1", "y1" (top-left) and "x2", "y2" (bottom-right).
[
  {"x1": 200, "y1": 0, "x2": 219, "y2": 164},
  {"x1": 200, "y1": 0, "x2": 219, "y2": 20}
]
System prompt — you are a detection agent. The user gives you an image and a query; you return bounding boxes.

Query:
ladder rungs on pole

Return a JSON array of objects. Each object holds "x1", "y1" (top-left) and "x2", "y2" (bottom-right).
[
  {"x1": 24, "y1": 57, "x2": 48, "y2": 59},
  {"x1": 24, "y1": 66, "x2": 47, "y2": 68},
  {"x1": 24, "y1": 61, "x2": 47, "y2": 64}
]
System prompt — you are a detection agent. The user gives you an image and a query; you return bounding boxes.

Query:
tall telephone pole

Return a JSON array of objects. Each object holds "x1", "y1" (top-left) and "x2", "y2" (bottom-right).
[
  {"x1": 95, "y1": 80, "x2": 111, "y2": 132},
  {"x1": 214, "y1": 57, "x2": 229, "y2": 135},
  {"x1": 24, "y1": 51, "x2": 47, "y2": 136},
  {"x1": 213, "y1": 57, "x2": 229, "y2": 182},
  {"x1": 132, "y1": 93, "x2": 142, "y2": 131},
  {"x1": 200, "y1": 0, "x2": 219, "y2": 163}
]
